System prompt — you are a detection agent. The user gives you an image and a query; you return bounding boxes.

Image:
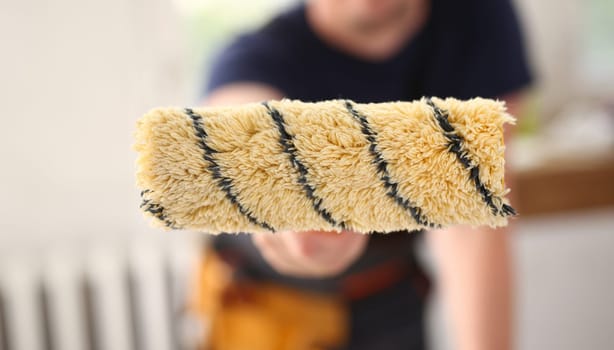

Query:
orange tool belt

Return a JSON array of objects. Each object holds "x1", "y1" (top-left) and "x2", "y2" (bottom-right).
[{"x1": 189, "y1": 247, "x2": 417, "y2": 350}]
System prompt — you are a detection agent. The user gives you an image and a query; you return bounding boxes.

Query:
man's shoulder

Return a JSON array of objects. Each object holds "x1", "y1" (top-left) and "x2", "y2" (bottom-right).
[
  {"x1": 204, "y1": 5, "x2": 307, "y2": 97},
  {"x1": 223, "y1": 4, "x2": 306, "y2": 58}
]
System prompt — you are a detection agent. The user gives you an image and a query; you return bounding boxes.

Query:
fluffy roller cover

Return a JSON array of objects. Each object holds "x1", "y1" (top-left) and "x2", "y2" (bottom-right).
[{"x1": 133, "y1": 97, "x2": 517, "y2": 234}]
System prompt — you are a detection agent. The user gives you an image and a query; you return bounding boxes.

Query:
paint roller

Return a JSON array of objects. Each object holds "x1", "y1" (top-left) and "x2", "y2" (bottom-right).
[{"x1": 133, "y1": 97, "x2": 516, "y2": 234}]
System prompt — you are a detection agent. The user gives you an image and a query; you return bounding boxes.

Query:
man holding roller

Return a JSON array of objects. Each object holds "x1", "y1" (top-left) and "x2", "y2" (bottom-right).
[{"x1": 198, "y1": 0, "x2": 531, "y2": 349}]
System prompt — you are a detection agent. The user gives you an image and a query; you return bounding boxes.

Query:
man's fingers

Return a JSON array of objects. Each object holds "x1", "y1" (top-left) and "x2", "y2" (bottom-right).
[{"x1": 252, "y1": 233, "x2": 310, "y2": 275}]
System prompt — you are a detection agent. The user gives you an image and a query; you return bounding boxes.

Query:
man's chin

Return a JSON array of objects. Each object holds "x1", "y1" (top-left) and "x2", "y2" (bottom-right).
[{"x1": 348, "y1": 3, "x2": 410, "y2": 34}]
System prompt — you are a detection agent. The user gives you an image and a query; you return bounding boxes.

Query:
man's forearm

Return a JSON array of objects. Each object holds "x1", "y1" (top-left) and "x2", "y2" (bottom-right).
[{"x1": 429, "y1": 224, "x2": 514, "y2": 350}]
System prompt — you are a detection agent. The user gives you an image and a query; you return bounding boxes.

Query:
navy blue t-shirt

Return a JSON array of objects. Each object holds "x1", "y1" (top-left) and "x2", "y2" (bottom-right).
[
  {"x1": 202, "y1": 1, "x2": 531, "y2": 348},
  {"x1": 205, "y1": 0, "x2": 531, "y2": 101}
]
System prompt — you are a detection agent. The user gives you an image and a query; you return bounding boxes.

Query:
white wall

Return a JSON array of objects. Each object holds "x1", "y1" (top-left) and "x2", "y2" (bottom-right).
[
  {"x1": 513, "y1": 209, "x2": 614, "y2": 350},
  {"x1": 0, "y1": 0, "x2": 189, "y2": 246}
]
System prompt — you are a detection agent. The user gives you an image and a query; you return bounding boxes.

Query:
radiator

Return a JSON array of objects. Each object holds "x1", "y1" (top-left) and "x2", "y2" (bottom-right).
[{"x1": 0, "y1": 232, "x2": 204, "y2": 350}]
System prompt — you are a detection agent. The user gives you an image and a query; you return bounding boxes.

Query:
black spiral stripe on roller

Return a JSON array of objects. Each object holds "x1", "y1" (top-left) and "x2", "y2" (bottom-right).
[
  {"x1": 262, "y1": 101, "x2": 347, "y2": 230},
  {"x1": 425, "y1": 97, "x2": 516, "y2": 217},
  {"x1": 185, "y1": 108, "x2": 276, "y2": 232},
  {"x1": 344, "y1": 101, "x2": 438, "y2": 228},
  {"x1": 139, "y1": 190, "x2": 178, "y2": 228}
]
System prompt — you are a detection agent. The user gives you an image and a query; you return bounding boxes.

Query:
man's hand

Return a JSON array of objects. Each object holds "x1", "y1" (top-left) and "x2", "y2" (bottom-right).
[{"x1": 252, "y1": 230, "x2": 369, "y2": 278}]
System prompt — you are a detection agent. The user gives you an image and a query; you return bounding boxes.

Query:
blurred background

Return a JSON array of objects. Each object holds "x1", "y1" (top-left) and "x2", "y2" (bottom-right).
[{"x1": 0, "y1": 0, "x2": 613, "y2": 349}]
